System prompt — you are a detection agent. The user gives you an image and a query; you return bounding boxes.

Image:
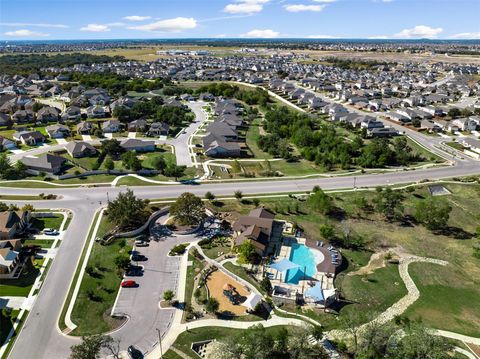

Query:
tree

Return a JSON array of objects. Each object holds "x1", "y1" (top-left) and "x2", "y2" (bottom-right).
[
  {"x1": 21, "y1": 204, "x2": 35, "y2": 212},
  {"x1": 234, "y1": 190, "x2": 243, "y2": 201},
  {"x1": 373, "y1": 187, "x2": 404, "y2": 221},
  {"x1": 150, "y1": 155, "x2": 166, "y2": 172},
  {"x1": 101, "y1": 336, "x2": 121, "y2": 359},
  {"x1": 163, "y1": 290, "x2": 174, "y2": 302},
  {"x1": 237, "y1": 240, "x2": 257, "y2": 264},
  {"x1": 104, "y1": 158, "x2": 114, "y2": 171},
  {"x1": 357, "y1": 321, "x2": 397, "y2": 358},
  {"x1": 414, "y1": 197, "x2": 452, "y2": 230},
  {"x1": 319, "y1": 224, "x2": 335, "y2": 240},
  {"x1": 260, "y1": 277, "x2": 272, "y2": 294},
  {"x1": 231, "y1": 160, "x2": 241, "y2": 173},
  {"x1": 308, "y1": 189, "x2": 333, "y2": 215},
  {"x1": 447, "y1": 107, "x2": 461, "y2": 119},
  {"x1": 252, "y1": 198, "x2": 260, "y2": 207},
  {"x1": 205, "y1": 297, "x2": 219, "y2": 313},
  {"x1": 395, "y1": 325, "x2": 453, "y2": 358},
  {"x1": 205, "y1": 191, "x2": 215, "y2": 201},
  {"x1": 100, "y1": 139, "x2": 122, "y2": 157},
  {"x1": 107, "y1": 189, "x2": 149, "y2": 229},
  {"x1": 170, "y1": 192, "x2": 206, "y2": 226},
  {"x1": 121, "y1": 152, "x2": 142, "y2": 171},
  {"x1": 163, "y1": 164, "x2": 185, "y2": 180},
  {"x1": 0, "y1": 202, "x2": 8, "y2": 212},
  {"x1": 69, "y1": 335, "x2": 112, "y2": 359},
  {"x1": 114, "y1": 255, "x2": 130, "y2": 270}
]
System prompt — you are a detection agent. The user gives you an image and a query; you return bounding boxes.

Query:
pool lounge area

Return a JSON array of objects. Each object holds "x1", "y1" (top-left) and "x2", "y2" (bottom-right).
[{"x1": 268, "y1": 237, "x2": 340, "y2": 307}]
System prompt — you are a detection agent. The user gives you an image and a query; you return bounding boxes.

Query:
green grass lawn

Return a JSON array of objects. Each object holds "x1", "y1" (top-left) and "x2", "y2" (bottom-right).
[
  {"x1": 223, "y1": 262, "x2": 264, "y2": 294},
  {"x1": 70, "y1": 214, "x2": 131, "y2": 335},
  {"x1": 406, "y1": 137, "x2": 444, "y2": 163},
  {"x1": 201, "y1": 244, "x2": 232, "y2": 260},
  {"x1": 0, "y1": 195, "x2": 46, "y2": 200},
  {"x1": 0, "y1": 258, "x2": 43, "y2": 297},
  {"x1": 23, "y1": 239, "x2": 55, "y2": 248},
  {"x1": 245, "y1": 118, "x2": 272, "y2": 159},
  {"x1": 31, "y1": 214, "x2": 64, "y2": 231}
]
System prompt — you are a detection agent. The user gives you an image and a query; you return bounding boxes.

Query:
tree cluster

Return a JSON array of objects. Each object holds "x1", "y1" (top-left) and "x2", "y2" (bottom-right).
[
  {"x1": 208, "y1": 324, "x2": 328, "y2": 359},
  {"x1": 0, "y1": 153, "x2": 27, "y2": 180},
  {"x1": 170, "y1": 192, "x2": 206, "y2": 226},
  {"x1": 106, "y1": 189, "x2": 149, "y2": 230},
  {"x1": 195, "y1": 83, "x2": 270, "y2": 106}
]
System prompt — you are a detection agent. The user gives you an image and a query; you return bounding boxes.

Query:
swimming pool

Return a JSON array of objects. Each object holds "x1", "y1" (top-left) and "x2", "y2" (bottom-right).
[{"x1": 284, "y1": 243, "x2": 323, "y2": 284}]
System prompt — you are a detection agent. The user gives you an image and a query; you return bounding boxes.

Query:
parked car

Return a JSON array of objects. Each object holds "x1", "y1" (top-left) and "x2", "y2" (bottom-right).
[
  {"x1": 128, "y1": 345, "x2": 143, "y2": 359},
  {"x1": 135, "y1": 240, "x2": 149, "y2": 247},
  {"x1": 131, "y1": 254, "x2": 147, "y2": 262},
  {"x1": 44, "y1": 228, "x2": 59, "y2": 236},
  {"x1": 125, "y1": 266, "x2": 144, "y2": 277},
  {"x1": 121, "y1": 280, "x2": 137, "y2": 288}
]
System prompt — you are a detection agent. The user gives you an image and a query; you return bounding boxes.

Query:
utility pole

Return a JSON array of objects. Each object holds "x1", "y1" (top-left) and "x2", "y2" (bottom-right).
[
  {"x1": 156, "y1": 328, "x2": 163, "y2": 358},
  {"x1": 353, "y1": 176, "x2": 356, "y2": 189},
  {"x1": 107, "y1": 191, "x2": 110, "y2": 203}
]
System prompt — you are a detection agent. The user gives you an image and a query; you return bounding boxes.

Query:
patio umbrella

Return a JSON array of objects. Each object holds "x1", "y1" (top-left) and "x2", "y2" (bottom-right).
[
  {"x1": 270, "y1": 258, "x2": 300, "y2": 273},
  {"x1": 305, "y1": 282, "x2": 324, "y2": 301}
]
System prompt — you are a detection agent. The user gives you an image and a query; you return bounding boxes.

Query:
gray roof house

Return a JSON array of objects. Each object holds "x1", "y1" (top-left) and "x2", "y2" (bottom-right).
[
  {"x1": 20, "y1": 154, "x2": 66, "y2": 174},
  {"x1": 203, "y1": 133, "x2": 241, "y2": 158},
  {"x1": 147, "y1": 122, "x2": 169, "y2": 136},
  {"x1": 37, "y1": 106, "x2": 59, "y2": 123},
  {"x1": 0, "y1": 136, "x2": 15, "y2": 151},
  {"x1": 65, "y1": 141, "x2": 97, "y2": 158},
  {"x1": 102, "y1": 119, "x2": 122, "y2": 133},
  {"x1": 128, "y1": 119, "x2": 148, "y2": 132},
  {"x1": 12, "y1": 131, "x2": 45, "y2": 145},
  {"x1": 46, "y1": 124, "x2": 71, "y2": 139},
  {"x1": 76, "y1": 121, "x2": 94, "y2": 135},
  {"x1": 120, "y1": 138, "x2": 155, "y2": 152}
]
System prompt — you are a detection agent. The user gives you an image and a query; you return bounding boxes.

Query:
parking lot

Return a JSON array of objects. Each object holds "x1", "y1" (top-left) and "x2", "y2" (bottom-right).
[{"x1": 110, "y1": 220, "x2": 193, "y2": 354}]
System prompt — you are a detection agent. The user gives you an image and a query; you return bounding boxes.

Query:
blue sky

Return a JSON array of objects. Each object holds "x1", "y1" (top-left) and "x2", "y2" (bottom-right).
[{"x1": 0, "y1": 0, "x2": 479, "y2": 40}]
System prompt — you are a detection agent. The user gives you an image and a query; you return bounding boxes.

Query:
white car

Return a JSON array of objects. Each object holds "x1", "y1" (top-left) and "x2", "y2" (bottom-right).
[
  {"x1": 135, "y1": 240, "x2": 148, "y2": 247},
  {"x1": 44, "y1": 228, "x2": 60, "y2": 236}
]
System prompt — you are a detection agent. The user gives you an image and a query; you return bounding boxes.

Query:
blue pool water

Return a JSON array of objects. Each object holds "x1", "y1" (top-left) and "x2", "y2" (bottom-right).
[{"x1": 284, "y1": 244, "x2": 317, "y2": 284}]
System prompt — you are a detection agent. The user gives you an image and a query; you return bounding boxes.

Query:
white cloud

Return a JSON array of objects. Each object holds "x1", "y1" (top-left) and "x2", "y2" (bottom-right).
[
  {"x1": 106, "y1": 22, "x2": 126, "y2": 27},
  {"x1": 284, "y1": 4, "x2": 326, "y2": 12},
  {"x1": 449, "y1": 32, "x2": 480, "y2": 39},
  {"x1": 395, "y1": 25, "x2": 443, "y2": 38},
  {"x1": 312, "y1": 0, "x2": 337, "y2": 2},
  {"x1": 0, "y1": 22, "x2": 68, "y2": 28},
  {"x1": 224, "y1": 0, "x2": 270, "y2": 14},
  {"x1": 368, "y1": 35, "x2": 389, "y2": 39},
  {"x1": 123, "y1": 15, "x2": 152, "y2": 21},
  {"x1": 307, "y1": 34, "x2": 337, "y2": 38},
  {"x1": 4, "y1": 29, "x2": 49, "y2": 37},
  {"x1": 128, "y1": 17, "x2": 197, "y2": 32},
  {"x1": 80, "y1": 24, "x2": 111, "y2": 32},
  {"x1": 241, "y1": 29, "x2": 279, "y2": 38}
]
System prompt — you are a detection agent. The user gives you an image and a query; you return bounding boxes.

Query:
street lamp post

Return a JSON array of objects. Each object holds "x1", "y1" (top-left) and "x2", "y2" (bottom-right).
[{"x1": 156, "y1": 328, "x2": 163, "y2": 359}]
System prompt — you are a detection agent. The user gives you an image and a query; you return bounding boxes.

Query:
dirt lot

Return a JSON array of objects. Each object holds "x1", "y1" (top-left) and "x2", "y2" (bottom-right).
[{"x1": 206, "y1": 270, "x2": 250, "y2": 316}]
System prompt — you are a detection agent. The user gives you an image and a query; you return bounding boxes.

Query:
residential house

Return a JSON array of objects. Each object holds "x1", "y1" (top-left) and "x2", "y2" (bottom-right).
[
  {"x1": 203, "y1": 133, "x2": 241, "y2": 158},
  {"x1": 120, "y1": 138, "x2": 155, "y2": 152},
  {"x1": 460, "y1": 138, "x2": 480, "y2": 154},
  {"x1": 86, "y1": 105, "x2": 105, "y2": 118},
  {"x1": 46, "y1": 124, "x2": 71, "y2": 139},
  {"x1": 20, "y1": 154, "x2": 67, "y2": 174},
  {"x1": 0, "y1": 113, "x2": 12, "y2": 127},
  {"x1": 0, "y1": 136, "x2": 15, "y2": 151},
  {"x1": 63, "y1": 106, "x2": 82, "y2": 122},
  {"x1": 102, "y1": 119, "x2": 122, "y2": 133},
  {"x1": 147, "y1": 122, "x2": 170, "y2": 136},
  {"x1": 12, "y1": 131, "x2": 45, "y2": 145},
  {"x1": 368, "y1": 127, "x2": 399, "y2": 138},
  {"x1": 128, "y1": 119, "x2": 148, "y2": 132},
  {"x1": 37, "y1": 106, "x2": 60, "y2": 123},
  {"x1": 452, "y1": 118, "x2": 478, "y2": 132},
  {"x1": 76, "y1": 121, "x2": 94, "y2": 135},
  {"x1": 12, "y1": 110, "x2": 34, "y2": 124},
  {"x1": 0, "y1": 247, "x2": 20, "y2": 275},
  {"x1": 0, "y1": 210, "x2": 31, "y2": 240},
  {"x1": 65, "y1": 141, "x2": 97, "y2": 158}
]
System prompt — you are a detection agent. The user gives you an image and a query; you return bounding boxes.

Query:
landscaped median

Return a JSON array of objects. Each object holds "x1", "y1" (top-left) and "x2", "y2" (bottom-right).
[{"x1": 59, "y1": 209, "x2": 134, "y2": 335}]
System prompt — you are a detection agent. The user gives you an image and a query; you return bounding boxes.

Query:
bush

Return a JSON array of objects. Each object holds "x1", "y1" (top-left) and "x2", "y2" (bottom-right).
[{"x1": 169, "y1": 243, "x2": 188, "y2": 256}]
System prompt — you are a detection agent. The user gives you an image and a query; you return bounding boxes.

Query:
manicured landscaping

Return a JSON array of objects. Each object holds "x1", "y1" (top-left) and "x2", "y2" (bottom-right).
[
  {"x1": 70, "y1": 214, "x2": 131, "y2": 335},
  {"x1": 31, "y1": 214, "x2": 64, "y2": 231},
  {"x1": 23, "y1": 239, "x2": 55, "y2": 248},
  {"x1": 0, "y1": 309, "x2": 19, "y2": 345}
]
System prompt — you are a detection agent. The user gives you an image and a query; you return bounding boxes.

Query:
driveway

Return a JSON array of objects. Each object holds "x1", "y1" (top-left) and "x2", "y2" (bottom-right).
[{"x1": 109, "y1": 216, "x2": 196, "y2": 355}]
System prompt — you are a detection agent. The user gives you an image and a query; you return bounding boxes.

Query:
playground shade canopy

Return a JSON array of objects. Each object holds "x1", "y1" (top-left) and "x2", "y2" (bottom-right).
[
  {"x1": 270, "y1": 258, "x2": 300, "y2": 273},
  {"x1": 242, "y1": 292, "x2": 262, "y2": 310}
]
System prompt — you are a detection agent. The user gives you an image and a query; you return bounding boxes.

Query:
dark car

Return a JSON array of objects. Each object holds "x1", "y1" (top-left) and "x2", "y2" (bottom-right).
[
  {"x1": 131, "y1": 254, "x2": 147, "y2": 262},
  {"x1": 128, "y1": 345, "x2": 143, "y2": 359},
  {"x1": 125, "y1": 266, "x2": 144, "y2": 277}
]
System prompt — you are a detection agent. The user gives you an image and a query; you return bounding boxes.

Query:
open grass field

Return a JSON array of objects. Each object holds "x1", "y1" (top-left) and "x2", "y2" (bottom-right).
[
  {"x1": 70, "y1": 214, "x2": 131, "y2": 336},
  {"x1": 210, "y1": 181, "x2": 480, "y2": 335}
]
